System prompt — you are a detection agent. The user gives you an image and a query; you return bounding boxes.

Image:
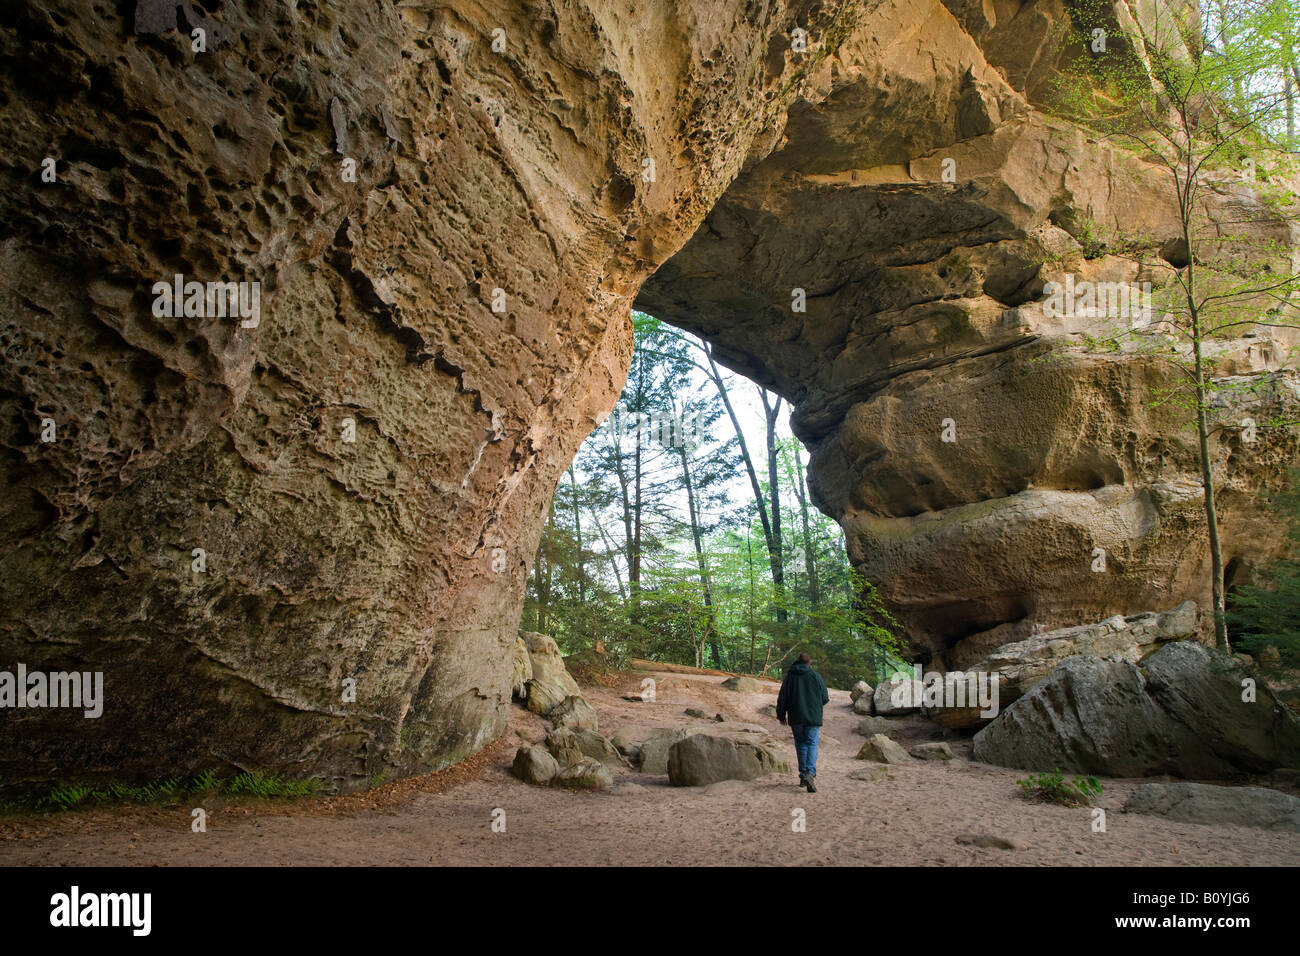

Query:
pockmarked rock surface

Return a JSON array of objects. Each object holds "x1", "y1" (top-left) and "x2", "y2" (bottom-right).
[
  {"x1": 2, "y1": 0, "x2": 1297, "y2": 789},
  {"x1": 0, "y1": 0, "x2": 862, "y2": 789},
  {"x1": 973, "y1": 641, "x2": 1300, "y2": 778},
  {"x1": 1124, "y1": 782, "x2": 1300, "y2": 832}
]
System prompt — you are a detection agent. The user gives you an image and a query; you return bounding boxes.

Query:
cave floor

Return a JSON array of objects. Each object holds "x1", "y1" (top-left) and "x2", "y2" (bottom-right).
[{"x1": 3, "y1": 671, "x2": 1297, "y2": 867}]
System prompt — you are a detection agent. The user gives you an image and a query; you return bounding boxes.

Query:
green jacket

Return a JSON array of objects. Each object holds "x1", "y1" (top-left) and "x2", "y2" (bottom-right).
[{"x1": 776, "y1": 661, "x2": 829, "y2": 727}]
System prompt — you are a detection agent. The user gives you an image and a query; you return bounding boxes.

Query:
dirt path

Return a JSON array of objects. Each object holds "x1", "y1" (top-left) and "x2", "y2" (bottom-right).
[{"x1": 3, "y1": 671, "x2": 1297, "y2": 866}]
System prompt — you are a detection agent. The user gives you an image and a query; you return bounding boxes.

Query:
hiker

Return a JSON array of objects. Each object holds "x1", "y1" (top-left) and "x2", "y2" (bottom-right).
[{"x1": 776, "y1": 652, "x2": 829, "y2": 792}]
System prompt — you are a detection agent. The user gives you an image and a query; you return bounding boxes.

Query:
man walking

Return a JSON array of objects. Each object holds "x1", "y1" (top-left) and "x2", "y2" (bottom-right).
[{"x1": 776, "y1": 652, "x2": 829, "y2": 792}]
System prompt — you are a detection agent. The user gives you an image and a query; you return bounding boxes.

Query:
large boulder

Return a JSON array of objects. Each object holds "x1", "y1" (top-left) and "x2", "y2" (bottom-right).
[
  {"x1": 850, "y1": 681, "x2": 873, "y2": 703},
  {"x1": 941, "y1": 603, "x2": 1197, "y2": 727},
  {"x1": 546, "y1": 695, "x2": 599, "y2": 733},
  {"x1": 1124, "y1": 782, "x2": 1300, "y2": 832},
  {"x1": 637, "y1": 728, "x2": 689, "y2": 774},
  {"x1": 852, "y1": 693, "x2": 875, "y2": 716},
  {"x1": 511, "y1": 746, "x2": 559, "y2": 786},
  {"x1": 874, "y1": 676, "x2": 922, "y2": 716},
  {"x1": 931, "y1": 604, "x2": 1198, "y2": 730},
  {"x1": 667, "y1": 734, "x2": 789, "y2": 787},
  {"x1": 973, "y1": 641, "x2": 1300, "y2": 778},
  {"x1": 522, "y1": 633, "x2": 582, "y2": 716}
]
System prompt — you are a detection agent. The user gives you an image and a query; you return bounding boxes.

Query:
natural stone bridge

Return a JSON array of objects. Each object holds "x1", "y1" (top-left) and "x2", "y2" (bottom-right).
[{"x1": 1, "y1": 0, "x2": 1295, "y2": 789}]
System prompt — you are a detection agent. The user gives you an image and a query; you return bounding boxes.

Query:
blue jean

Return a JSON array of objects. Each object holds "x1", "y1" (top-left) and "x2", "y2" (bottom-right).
[{"x1": 790, "y1": 723, "x2": 820, "y2": 778}]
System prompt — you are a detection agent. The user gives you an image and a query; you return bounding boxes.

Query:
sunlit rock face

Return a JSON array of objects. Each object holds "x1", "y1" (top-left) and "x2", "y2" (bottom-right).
[
  {"x1": 0, "y1": 0, "x2": 858, "y2": 788},
  {"x1": 639, "y1": 0, "x2": 1300, "y2": 665}
]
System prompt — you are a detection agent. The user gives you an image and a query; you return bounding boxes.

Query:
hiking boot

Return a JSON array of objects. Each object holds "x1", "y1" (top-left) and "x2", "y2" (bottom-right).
[
  {"x1": 797, "y1": 774, "x2": 808, "y2": 788},
  {"x1": 805, "y1": 774, "x2": 817, "y2": 793}
]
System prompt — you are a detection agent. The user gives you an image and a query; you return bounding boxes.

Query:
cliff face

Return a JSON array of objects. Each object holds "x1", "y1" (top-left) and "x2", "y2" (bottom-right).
[
  {"x1": 0, "y1": 0, "x2": 858, "y2": 789},
  {"x1": 640, "y1": 0, "x2": 1300, "y2": 664},
  {"x1": 0, "y1": 1, "x2": 1294, "y2": 787}
]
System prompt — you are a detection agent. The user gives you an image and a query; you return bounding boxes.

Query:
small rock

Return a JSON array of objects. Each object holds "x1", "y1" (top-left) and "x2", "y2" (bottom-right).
[
  {"x1": 910, "y1": 742, "x2": 957, "y2": 761},
  {"x1": 545, "y1": 728, "x2": 584, "y2": 767},
  {"x1": 720, "y1": 675, "x2": 764, "y2": 693},
  {"x1": 856, "y1": 716, "x2": 896, "y2": 737},
  {"x1": 759, "y1": 704, "x2": 778, "y2": 718},
  {"x1": 511, "y1": 745, "x2": 558, "y2": 786},
  {"x1": 849, "y1": 680, "x2": 873, "y2": 703},
  {"x1": 849, "y1": 765, "x2": 888, "y2": 782},
  {"x1": 955, "y1": 833, "x2": 1019, "y2": 850},
  {"x1": 609, "y1": 728, "x2": 637, "y2": 757},
  {"x1": 553, "y1": 757, "x2": 613, "y2": 790},
  {"x1": 684, "y1": 708, "x2": 711, "y2": 719},
  {"x1": 856, "y1": 733, "x2": 912, "y2": 764},
  {"x1": 547, "y1": 694, "x2": 599, "y2": 732}
]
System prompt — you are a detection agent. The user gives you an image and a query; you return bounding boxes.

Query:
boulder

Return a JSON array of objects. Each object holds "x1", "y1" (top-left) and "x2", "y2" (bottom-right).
[
  {"x1": 849, "y1": 765, "x2": 889, "y2": 782},
  {"x1": 609, "y1": 728, "x2": 638, "y2": 758},
  {"x1": 666, "y1": 733, "x2": 789, "y2": 787},
  {"x1": 856, "y1": 734, "x2": 912, "y2": 764},
  {"x1": 973, "y1": 641, "x2": 1300, "y2": 778},
  {"x1": 759, "y1": 704, "x2": 778, "y2": 718},
  {"x1": 637, "y1": 727, "x2": 689, "y2": 774},
  {"x1": 874, "y1": 676, "x2": 922, "y2": 715},
  {"x1": 720, "y1": 676, "x2": 764, "y2": 693},
  {"x1": 857, "y1": 717, "x2": 898, "y2": 737},
  {"x1": 850, "y1": 681, "x2": 873, "y2": 703},
  {"x1": 1123, "y1": 782, "x2": 1300, "y2": 832},
  {"x1": 553, "y1": 757, "x2": 614, "y2": 790},
  {"x1": 910, "y1": 742, "x2": 957, "y2": 761},
  {"x1": 572, "y1": 729, "x2": 624, "y2": 767},
  {"x1": 546, "y1": 695, "x2": 598, "y2": 732},
  {"x1": 522, "y1": 632, "x2": 582, "y2": 715},
  {"x1": 937, "y1": 602, "x2": 1198, "y2": 729},
  {"x1": 511, "y1": 745, "x2": 559, "y2": 786},
  {"x1": 544, "y1": 728, "x2": 584, "y2": 767},
  {"x1": 511, "y1": 636, "x2": 533, "y2": 701},
  {"x1": 852, "y1": 694, "x2": 874, "y2": 716}
]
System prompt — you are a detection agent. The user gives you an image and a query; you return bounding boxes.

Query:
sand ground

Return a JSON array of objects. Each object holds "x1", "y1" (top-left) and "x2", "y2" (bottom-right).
[{"x1": 2, "y1": 670, "x2": 1297, "y2": 866}]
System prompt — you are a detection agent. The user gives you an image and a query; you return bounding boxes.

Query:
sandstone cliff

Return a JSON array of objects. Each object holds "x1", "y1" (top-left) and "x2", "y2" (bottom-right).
[{"x1": 0, "y1": 0, "x2": 1295, "y2": 788}]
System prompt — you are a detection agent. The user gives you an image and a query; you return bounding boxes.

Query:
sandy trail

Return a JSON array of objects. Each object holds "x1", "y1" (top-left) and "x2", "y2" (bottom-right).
[{"x1": 3, "y1": 671, "x2": 1297, "y2": 866}]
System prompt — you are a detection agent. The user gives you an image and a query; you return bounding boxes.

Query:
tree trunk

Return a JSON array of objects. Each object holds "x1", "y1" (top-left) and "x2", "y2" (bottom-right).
[
  {"x1": 760, "y1": 388, "x2": 787, "y2": 626},
  {"x1": 677, "y1": 424, "x2": 722, "y2": 667}
]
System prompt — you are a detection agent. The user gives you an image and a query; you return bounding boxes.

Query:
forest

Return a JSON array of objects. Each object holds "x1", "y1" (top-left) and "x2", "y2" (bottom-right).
[{"x1": 524, "y1": 314, "x2": 919, "y2": 688}]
